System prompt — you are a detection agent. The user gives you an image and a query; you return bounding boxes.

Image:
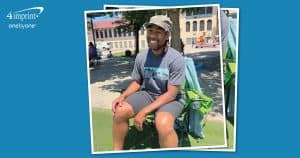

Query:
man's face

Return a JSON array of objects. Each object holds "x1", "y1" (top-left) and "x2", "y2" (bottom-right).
[{"x1": 146, "y1": 25, "x2": 168, "y2": 51}]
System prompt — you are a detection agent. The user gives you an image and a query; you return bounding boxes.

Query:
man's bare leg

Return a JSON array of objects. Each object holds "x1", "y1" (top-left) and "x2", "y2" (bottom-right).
[
  {"x1": 155, "y1": 112, "x2": 178, "y2": 148},
  {"x1": 112, "y1": 102, "x2": 135, "y2": 150}
]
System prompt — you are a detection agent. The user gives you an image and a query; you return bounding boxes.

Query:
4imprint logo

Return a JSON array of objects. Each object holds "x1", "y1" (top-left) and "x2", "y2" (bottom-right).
[{"x1": 6, "y1": 6, "x2": 45, "y2": 29}]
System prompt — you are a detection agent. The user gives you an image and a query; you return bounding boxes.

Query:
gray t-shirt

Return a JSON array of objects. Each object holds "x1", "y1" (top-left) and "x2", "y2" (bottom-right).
[{"x1": 132, "y1": 47, "x2": 185, "y2": 98}]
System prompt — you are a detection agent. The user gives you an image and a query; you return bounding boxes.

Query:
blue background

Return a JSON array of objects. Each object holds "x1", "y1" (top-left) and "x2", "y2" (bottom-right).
[{"x1": 0, "y1": 0, "x2": 299, "y2": 157}]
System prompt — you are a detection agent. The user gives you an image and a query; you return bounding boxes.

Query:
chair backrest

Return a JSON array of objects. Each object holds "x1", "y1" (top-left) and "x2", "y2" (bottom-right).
[
  {"x1": 179, "y1": 57, "x2": 214, "y2": 139},
  {"x1": 182, "y1": 57, "x2": 213, "y2": 114}
]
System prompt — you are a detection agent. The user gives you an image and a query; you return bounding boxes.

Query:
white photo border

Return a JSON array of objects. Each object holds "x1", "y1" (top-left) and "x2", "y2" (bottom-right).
[{"x1": 84, "y1": 4, "x2": 227, "y2": 154}]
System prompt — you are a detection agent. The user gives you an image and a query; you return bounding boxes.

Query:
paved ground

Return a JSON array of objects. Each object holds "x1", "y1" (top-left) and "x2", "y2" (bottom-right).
[{"x1": 89, "y1": 50, "x2": 224, "y2": 122}]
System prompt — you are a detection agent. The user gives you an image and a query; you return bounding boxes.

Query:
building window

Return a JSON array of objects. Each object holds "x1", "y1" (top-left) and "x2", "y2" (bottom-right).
[
  {"x1": 141, "y1": 40, "x2": 146, "y2": 49},
  {"x1": 109, "y1": 42, "x2": 113, "y2": 49},
  {"x1": 207, "y1": 19, "x2": 212, "y2": 31},
  {"x1": 192, "y1": 21, "x2": 197, "y2": 32},
  {"x1": 114, "y1": 29, "x2": 117, "y2": 37},
  {"x1": 129, "y1": 41, "x2": 133, "y2": 48},
  {"x1": 124, "y1": 41, "x2": 128, "y2": 48},
  {"x1": 186, "y1": 38, "x2": 193, "y2": 45},
  {"x1": 118, "y1": 28, "x2": 122, "y2": 37},
  {"x1": 115, "y1": 42, "x2": 118, "y2": 48},
  {"x1": 199, "y1": 7, "x2": 205, "y2": 15},
  {"x1": 119, "y1": 41, "x2": 123, "y2": 48},
  {"x1": 199, "y1": 20, "x2": 205, "y2": 31},
  {"x1": 96, "y1": 30, "x2": 99, "y2": 38},
  {"x1": 186, "y1": 10, "x2": 192, "y2": 16},
  {"x1": 108, "y1": 29, "x2": 112, "y2": 38},
  {"x1": 206, "y1": 7, "x2": 213, "y2": 14},
  {"x1": 186, "y1": 22, "x2": 190, "y2": 32},
  {"x1": 192, "y1": 38, "x2": 196, "y2": 45},
  {"x1": 192, "y1": 9, "x2": 199, "y2": 15},
  {"x1": 104, "y1": 29, "x2": 108, "y2": 38},
  {"x1": 100, "y1": 31, "x2": 104, "y2": 38}
]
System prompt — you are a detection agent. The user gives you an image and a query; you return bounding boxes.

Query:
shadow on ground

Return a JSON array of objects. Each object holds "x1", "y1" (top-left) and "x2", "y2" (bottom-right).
[
  {"x1": 89, "y1": 56, "x2": 134, "y2": 90},
  {"x1": 124, "y1": 124, "x2": 191, "y2": 149}
]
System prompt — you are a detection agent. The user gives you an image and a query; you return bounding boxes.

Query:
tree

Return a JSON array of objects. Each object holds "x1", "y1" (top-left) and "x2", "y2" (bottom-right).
[
  {"x1": 114, "y1": 10, "x2": 156, "y2": 56},
  {"x1": 168, "y1": 9, "x2": 181, "y2": 53}
]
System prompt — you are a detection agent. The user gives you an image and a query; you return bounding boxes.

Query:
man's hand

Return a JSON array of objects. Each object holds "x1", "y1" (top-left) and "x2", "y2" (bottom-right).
[
  {"x1": 111, "y1": 80, "x2": 142, "y2": 116},
  {"x1": 134, "y1": 109, "x2": 148, "y2": 131},
  {"x1": 112, "y1": 95, "x2": 125, "y2": 116}
]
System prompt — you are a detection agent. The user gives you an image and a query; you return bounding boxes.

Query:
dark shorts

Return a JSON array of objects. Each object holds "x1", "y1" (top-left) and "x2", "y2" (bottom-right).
[{"x1": 125, "y1": 91, "x2": 184, "y2": 119}]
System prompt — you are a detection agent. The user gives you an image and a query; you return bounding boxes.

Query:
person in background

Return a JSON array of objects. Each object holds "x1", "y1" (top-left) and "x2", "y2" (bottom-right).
[{"x1": 88, "y1": 42, "x2": 98, "y2": 67}]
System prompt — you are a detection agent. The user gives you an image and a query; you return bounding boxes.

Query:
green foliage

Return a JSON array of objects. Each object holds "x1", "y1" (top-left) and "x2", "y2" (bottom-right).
[{"x1": 115, "y1": 10, "x2": 157, "y2": 32}]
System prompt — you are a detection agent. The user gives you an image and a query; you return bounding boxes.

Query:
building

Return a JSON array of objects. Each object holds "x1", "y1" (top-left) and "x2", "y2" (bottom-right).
[
  {"x1": 87, "y1": 6, "x2": 219, "y2": 54},
  {"x1": 88, "y1": 19, "x2": 138, "y2": 53},
  {"x1": 180, "y1": 6, "x2": 219, "y2": 51}
]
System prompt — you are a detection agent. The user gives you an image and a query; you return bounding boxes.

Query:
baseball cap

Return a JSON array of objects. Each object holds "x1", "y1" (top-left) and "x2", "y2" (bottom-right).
[{"x1": 144, "y1": 15, "x2": 173, "y2": 33}]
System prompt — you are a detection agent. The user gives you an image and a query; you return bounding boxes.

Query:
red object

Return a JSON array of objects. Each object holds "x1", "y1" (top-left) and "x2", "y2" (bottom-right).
[
  {"x1": 93, "y1": 20, "x2": 119, "y2": 29},
  {"x1": 195, "y1": 40, "x2": 219, "y2": 48}
]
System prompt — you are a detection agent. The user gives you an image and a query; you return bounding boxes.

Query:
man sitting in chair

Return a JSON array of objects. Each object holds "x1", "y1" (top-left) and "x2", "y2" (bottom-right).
[{"x1": 112, "y1": 15, "x2": 185, "y2": 150}]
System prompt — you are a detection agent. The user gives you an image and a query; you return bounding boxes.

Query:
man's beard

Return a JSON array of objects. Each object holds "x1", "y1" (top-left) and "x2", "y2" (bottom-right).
[{"x1": 148, "y1": 40, "x2": 166, "y2": 51}]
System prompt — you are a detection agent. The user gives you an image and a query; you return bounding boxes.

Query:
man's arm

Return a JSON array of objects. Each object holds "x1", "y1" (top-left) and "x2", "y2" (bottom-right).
[
  {"x1": 112, "y1": 80, "x2": 141, "y2": 115},
  {"x1": 121, "y1": 80, "x2": 142, "y2": 98}
]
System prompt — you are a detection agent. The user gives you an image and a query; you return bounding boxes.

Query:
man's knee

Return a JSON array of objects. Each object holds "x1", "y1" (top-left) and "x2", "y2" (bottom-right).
[
  {"x1": 113, "y1": 102, "x2": 134, "y2": 123},
  {"x1": 155, "y1": 112, "x2": 175, "y2": 135}
]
